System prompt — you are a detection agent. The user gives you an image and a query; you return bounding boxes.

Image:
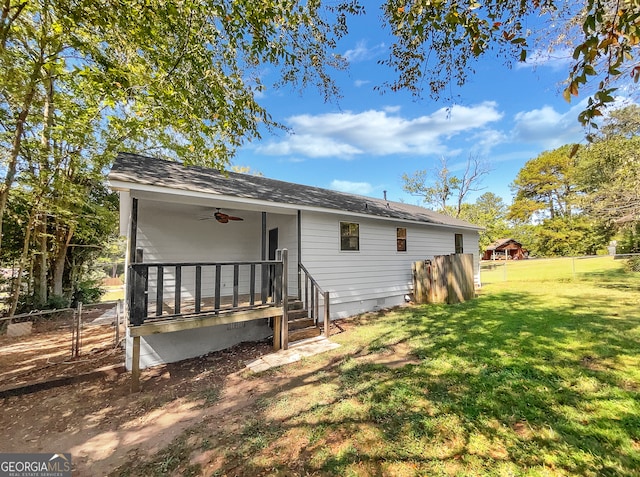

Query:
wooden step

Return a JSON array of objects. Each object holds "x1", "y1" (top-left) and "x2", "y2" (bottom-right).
[
  {"x1": 288, "y1": 317, "x2": 315, "y2": 330},
  {"x1": 288, "y1": 326, "x2": 321, "y2": 343},
  {"x1": 287, "y1": 300, "x2": 304, "y2": 311},
  {"x1": 288, "y1": 309, "x2": 310, "y2": 321}
]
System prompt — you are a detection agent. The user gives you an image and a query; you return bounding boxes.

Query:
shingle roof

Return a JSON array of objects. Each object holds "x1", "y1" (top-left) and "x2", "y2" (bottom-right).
[
  {"x1": 486, "y1": 238, "x2": 521, "y2": 250},
  {"x1": 109, "y1": 152, "x2": 482, "y2": 230}
]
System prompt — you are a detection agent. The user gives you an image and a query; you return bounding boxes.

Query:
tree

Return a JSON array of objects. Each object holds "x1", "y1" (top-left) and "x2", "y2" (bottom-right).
[
  {"x1": 599, "y1": 104, "x2": 640, "y2": 139},
  {"x1": 509, "y1": 143, "x2": 615, "y2": 257},
  {"x1": 1, "y1": 0, "x2": 363, "y2": 314},
  {"x1": 458, "y1": 192, "x2": 511, "y2": 251},
  {"x1": 1, "y1": 0, "x2": 363, "y2": 236},
  {"x1": 576, "y1": 105, "x2": 640, "y2": 223},
  {"x1": 402, "y1": 155, "x2": 490, "y2": 217},
  {"x1": 529, "y1": 215, "x2": 613, "y2": 257},
  {"x1": 380, "y1": 1, "x2": 640, "y2": 127},
  {"x1": 509, "y1": 145, "x2": 579, "y2": 223}
]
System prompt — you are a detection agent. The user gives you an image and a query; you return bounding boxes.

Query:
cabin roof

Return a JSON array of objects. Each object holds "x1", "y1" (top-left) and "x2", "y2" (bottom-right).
[
  {"x1": 109, "y1": 153, "x2": 482, "y2": 230},
  {"x1": 486, "y1": 238, "x2": 522, "y2": 250}
]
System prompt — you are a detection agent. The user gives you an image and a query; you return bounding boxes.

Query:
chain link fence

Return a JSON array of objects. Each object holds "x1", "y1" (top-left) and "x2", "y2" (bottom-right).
[
  {"x1": 480, "y1": 254, "x2": 639, "y2": 285},
  {"x1": 0, "y1": 300, "x2": 125, "y2": 391}
]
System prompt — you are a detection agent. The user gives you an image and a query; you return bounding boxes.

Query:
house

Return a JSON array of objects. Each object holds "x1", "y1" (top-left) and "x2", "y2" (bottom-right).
[
  {"x1": 108, "y1": 153, "x2": 482, "y2": 373},
  {"x1": 482, "y1": 238, "x2": 526, "y2": 260}
]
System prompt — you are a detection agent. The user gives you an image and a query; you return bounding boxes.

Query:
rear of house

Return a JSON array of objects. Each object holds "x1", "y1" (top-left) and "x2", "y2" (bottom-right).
[{"x1": 109, "y1": 153, "x2": 481, "y2": 369}]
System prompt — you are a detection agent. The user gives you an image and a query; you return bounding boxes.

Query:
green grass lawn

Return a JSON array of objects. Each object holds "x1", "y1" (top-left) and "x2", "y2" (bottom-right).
[
  {"x1": 480, "y1": 255, "x2": 626, "y2": 284},
  {"x1": 120, "y1": 256, "x2": 640, "y2": 476}
]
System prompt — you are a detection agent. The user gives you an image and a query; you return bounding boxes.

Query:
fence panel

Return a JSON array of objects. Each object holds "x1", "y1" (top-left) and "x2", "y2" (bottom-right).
[
  {"x1": 412, "y1": 254, "x2": 475, "y2": 305},
  {"x1": 447, "y1": 253, "x2": 475, "y2": 304},
  {"x1": 0, "y1": 301, "x2": 123, "y2": 391}
]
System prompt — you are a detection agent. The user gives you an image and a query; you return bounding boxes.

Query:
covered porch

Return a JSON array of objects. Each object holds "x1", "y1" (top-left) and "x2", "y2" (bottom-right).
[{"x1": 124, "y1": 195, "x2": 329, "y2": 390}]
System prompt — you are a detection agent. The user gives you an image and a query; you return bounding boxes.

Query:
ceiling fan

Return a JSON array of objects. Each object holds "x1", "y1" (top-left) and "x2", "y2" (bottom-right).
[{"x1": 201, "y1": 208, "x2": 244, "y2": 223}]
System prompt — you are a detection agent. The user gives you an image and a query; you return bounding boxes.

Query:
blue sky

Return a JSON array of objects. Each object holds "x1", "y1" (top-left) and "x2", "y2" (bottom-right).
[{"x1": 231, "y1": 9, "x2": 596, "y2": 207}]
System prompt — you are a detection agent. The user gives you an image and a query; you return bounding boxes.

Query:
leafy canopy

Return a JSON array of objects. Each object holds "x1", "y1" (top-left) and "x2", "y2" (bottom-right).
[
  {"x1": 509, "y1": 145, "x2": 579, "y2": 222},
  {"x1": 380, "y1": 0, "x2": 640, "y2": 127}
]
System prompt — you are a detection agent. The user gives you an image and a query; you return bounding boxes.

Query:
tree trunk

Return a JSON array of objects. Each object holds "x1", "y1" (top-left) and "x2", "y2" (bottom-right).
[
  {"x1": 7, "y1": 209, "x2": 37, "y2": 316},
  {"x1": 33, "y1": 213, "x2": 48, "y2": 306},
  {"x1": 51, "y1": 224, "x2": 74, "y2": 297},
  {"x1": 0, "y1": 61, "x2": 43, "y2": 254}
]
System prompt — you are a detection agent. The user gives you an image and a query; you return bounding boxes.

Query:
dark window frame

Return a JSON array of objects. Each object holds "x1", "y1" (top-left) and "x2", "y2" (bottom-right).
[
  {"x1": 340, "y1": 222, "x2": 360, "y2": 251},
  {"x1": 397, "y1": 227, "x2": 407, "y2": 252},
  {"x1": 455, "y1": 233, "x2": 464, "y2": 254}
]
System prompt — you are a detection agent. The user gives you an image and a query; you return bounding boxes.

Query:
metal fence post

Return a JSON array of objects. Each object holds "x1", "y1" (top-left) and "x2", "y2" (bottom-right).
[{"x1": 74, "y1": 302, "x2": 82, "y2": 358}]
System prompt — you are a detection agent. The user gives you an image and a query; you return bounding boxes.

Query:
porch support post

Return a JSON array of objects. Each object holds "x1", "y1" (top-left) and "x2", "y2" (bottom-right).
[
  {"x1": 126, "y1": 197, "x2": 138, "y2": 327},
  {"x1": 273, "y1": 313, "x2": 282, "y2": 350},
  {"x1": 297, "y1": 210, "x2": 302, "y2": 300},
  {"x1": 261, "y1": 212, "x2": 266, "y2": 260},
  {"x1": 131, "y1": 335, "x2": 141, "y2": 392},
  {"x1": 323, "y1": 291, "x2": 330, "y2": 337},
  {"x1": 128, "y1": 198, "x2": 138, "y2": 266},
  {"x1": 261, "y1": 212, "x2": 268, "y2": 305},
  {"x1": 281, "y1": 249, "x2": 289, "y2": 350}
]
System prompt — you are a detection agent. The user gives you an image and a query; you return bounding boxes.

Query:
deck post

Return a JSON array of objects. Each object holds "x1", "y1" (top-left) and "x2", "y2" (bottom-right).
[
  {"x1": 131, "y1": 335, "x2": 141, "y2": 392},
  {"x1": 323, "y1": 291, "x2": 330, "y2": 337},
  {"x1": 273, "y1": 313, "x2": 282, "y2": 350},
  {"x1": 281, "y1": 249, "x2": 289, "y2": 350}
]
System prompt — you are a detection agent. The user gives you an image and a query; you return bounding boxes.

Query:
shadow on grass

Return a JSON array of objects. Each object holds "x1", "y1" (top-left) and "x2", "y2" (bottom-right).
[{"x1": 114, "y1": 284, "x2": 640, "y2": 477}]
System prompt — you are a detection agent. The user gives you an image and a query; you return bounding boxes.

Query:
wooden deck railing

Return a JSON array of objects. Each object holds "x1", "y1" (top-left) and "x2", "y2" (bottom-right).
[
  {"x1": 128, "y1": 257, "x2": 285, "y2": 326},
  {"x1": 298, "y1": 263, "x2": 330, "y2": 337}
]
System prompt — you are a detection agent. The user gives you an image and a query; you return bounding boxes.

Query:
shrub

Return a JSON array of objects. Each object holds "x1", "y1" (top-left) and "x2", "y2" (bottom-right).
[
  {"x1": 72, "y1": 279, "x2": 104, "y2": 306},
  {"x1": 625, "y1": 256, "x2": 640, "y2": 272},
  {"x1": 46, "y1": 294, "x2": 70, "y2": 310}
]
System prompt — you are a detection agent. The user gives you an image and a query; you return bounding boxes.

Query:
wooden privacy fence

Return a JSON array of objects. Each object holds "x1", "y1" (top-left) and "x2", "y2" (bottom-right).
[{"x1": 412, "y1": 254, "x2": 475, "y2": 304}]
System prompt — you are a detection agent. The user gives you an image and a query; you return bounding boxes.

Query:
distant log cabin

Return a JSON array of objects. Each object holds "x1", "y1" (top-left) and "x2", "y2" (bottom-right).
[{"x1": 483, "y1": 238, "x2": 526, "y2": 260}]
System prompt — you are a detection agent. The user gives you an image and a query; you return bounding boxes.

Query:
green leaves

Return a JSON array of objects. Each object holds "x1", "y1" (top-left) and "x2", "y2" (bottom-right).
[
  {"x1": 380, "y1": 0, "x2": 539, "y2": 101},
  {"x1": 381, "y1": 1, "x2": 640, "y2": 127},
  {"x1": 509, "y1": 145, "x2": 580, "y2": 223},
  {"x1": 0, "y1": 0, "x2": 366, "y2": 311}
]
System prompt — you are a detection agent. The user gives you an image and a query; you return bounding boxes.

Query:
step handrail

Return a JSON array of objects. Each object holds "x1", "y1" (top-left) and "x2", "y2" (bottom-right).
[{"x1": 298, "y1": 263, "x2": 330, "y2": 337}]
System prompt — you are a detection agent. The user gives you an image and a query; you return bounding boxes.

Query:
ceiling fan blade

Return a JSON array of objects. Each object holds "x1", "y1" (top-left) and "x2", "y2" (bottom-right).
[{"x1": 228, "y1": 216, "x2": 244, "y2": 221}]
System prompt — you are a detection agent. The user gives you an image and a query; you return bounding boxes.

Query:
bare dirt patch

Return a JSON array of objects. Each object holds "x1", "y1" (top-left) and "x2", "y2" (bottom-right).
[
  {"x1": 0, "y1": 338, "x2": 274, "y2": 476},
  {"x1": 0, "y1": 304, "x2": 123, "y2": 391},
  {"x1": 0, "y1": 320, "x2": 363, "y2": 476}
]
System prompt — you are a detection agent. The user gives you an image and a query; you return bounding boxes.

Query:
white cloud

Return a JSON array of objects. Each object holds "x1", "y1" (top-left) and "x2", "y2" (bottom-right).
[
  {"x1": 511, "y1": 100, "x2": 588, "y2": 149},
  {"x1": 256, "y1": 102, "x2": 504, "y2": 159},
  {"x1": 516, "y1": 47, "x2": 573, "y2": 71},
  {"x1": 344, "y1": 40, "x2": 387, "y2": 63},
  {"x1": 354, "y1": 79, "x2": 371, "y2": 87},
  {"x1": 330, "y1": 180, "x2": 373, "y2": 195},
  {"x1": 257, "y1": 134, "x2": 362, "y2": 158}
]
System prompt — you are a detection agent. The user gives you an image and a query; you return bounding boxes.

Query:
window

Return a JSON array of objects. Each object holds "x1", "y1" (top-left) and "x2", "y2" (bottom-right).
[
  {"x1": 397, "y1": 227, "x2": 407, "y2": 252},
  {"x1": 340, "y1": 222, "x2": 359, "y2": 251},
  {"x1": 455, "y1": 233, "x2": 464, "y2": 254}
]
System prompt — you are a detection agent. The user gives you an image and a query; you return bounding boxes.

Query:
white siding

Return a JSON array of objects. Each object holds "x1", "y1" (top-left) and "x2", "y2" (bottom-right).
[
  {"x1": 125, "y1": 198, "x2": 296, "y2": 369},
  {"x1": 134, "y1": 199, "x2": 299, "y2": 300},
  {"x1": 300, "y1": 211, "x2": 479, "y2": 318}
]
